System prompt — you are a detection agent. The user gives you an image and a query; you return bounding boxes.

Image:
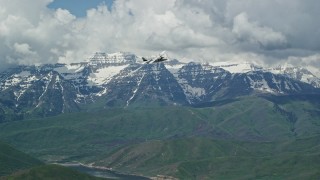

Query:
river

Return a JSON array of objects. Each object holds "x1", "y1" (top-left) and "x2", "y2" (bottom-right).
[{"x1": 58, "y1": 163, "x2": 151, "y2": 180}]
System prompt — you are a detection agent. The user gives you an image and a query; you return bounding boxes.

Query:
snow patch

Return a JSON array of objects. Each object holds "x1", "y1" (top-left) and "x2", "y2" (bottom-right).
[
  {"x1": 35, "y1": 72, "x2": 53, "y2": 108},
  {"x1": 127, "y1": 73, "x2": 145, "y2": 106},
  {"x1": 165, "y1": 64, "x2": 185, "y2": 74},
  {"x1": 54, "y1": 64, "x2": 85, "y2": 74},
  {"x1": 211, "y1": 62, "x2": 261, "y2": 73},
  {"x1": 87, "y1": 65, "x2": 129, "y2": 86},
  {"x1": 96, "y1": 88, "x2": 107, "y2": 97},
  {"x1": 176, "y1": 77, "x2": 205, "y2": 103},
  {"x1": 247, "y1": 75, "x2": 276, "y2": 93}
]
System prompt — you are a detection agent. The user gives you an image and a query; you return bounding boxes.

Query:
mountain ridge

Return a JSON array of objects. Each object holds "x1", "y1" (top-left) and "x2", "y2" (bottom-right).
[
  {"x1": 0, "y1": 52, "x2": 319, "y2": 121},
  {"x1": 0, "y1": 141, "x2": 43, "y2": 177}
]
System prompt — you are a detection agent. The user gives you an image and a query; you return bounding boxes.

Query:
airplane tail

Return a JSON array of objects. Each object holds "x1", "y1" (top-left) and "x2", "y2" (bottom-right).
[{"x1": 159, "y1": 51, "x2": 168, "y2": 59}]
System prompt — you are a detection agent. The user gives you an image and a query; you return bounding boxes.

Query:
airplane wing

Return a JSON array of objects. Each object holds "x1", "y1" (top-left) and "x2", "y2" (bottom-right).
[{"x1": 160, "y1": 51, "x2": 166, "y2": 56}]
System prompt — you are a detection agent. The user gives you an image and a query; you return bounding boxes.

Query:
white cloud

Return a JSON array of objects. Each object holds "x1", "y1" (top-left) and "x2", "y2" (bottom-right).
[
  {"x1": 13, "y1": 43, "x2": 35, "y2": 55},
  {"x1": 0, "y1": 0, "x2": 320, "y2": 71},
  {"x1": 55, "y1": 8, "x2": 76, "y2": 24},
  {"x1": 286, "y1": 54, "x2": 320, "y2": 76},
  {"x1": 9, "y1": 43, "x2": 40, "y2": 65}
]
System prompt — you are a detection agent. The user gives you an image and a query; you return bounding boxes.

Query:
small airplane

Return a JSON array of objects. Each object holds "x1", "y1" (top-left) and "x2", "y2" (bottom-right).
[{"x1": 142, "y1": 52, "x2": 168, "y2": 64}]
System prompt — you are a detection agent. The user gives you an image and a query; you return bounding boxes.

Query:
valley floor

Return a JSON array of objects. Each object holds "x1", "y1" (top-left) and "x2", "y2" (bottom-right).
[{"x1": 1, "y1": 96, "x2": 320, "y2": 179}]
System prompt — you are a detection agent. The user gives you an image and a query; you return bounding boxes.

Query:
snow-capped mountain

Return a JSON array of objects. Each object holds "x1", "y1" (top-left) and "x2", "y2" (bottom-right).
[
  {"x1": 268, "y1": 66, "x2": 320, "y2": 88},
  {"x1": 210, "y1": 62, "x2": 263, "y2": 73},
  {"x1": 0, "y1": 52, "x2": 319, "y2": 121},
  {"x1": 211, "y1": 62, "x2": 320, "y2": 88}
]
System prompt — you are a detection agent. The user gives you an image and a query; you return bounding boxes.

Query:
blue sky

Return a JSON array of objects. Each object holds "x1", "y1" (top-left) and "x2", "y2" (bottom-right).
[{"x1": 48, "y1": 0, "x2": 114, "y2": 17}]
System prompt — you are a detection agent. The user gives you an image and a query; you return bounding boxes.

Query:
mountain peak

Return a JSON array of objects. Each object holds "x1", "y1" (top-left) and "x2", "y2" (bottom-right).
[{"x1": 88, "y1": 52, "x2": 136, "y2": 66}]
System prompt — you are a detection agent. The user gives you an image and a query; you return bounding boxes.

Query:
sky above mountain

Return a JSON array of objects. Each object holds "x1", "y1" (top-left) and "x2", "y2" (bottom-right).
[
  {"x1": 0, "y1": 0, "x2": 319, "y2": 73},
  {"x1": 48, "y1": 0, "x2": 114, "y2": 17}
]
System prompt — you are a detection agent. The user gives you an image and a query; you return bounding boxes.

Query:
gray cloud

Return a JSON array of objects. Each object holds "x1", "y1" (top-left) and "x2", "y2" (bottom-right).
[
  {"x1": 0, "y1": 0, "x2": 320, "y2": 73},
  {"x1": 232, "y1": 12, "x2": 288, "y2": 50}
]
